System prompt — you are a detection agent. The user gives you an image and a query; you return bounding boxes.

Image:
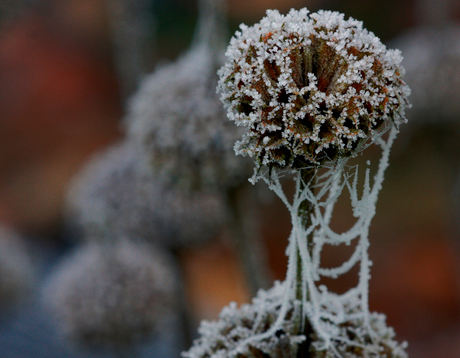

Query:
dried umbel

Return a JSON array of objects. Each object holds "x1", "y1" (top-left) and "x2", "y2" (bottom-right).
[
  {"x1": 218, "y1": 8, "x2": 409, "y2": 172},
  {"x1": 42, "y1": 240, "x2": 179, "y2": 349},
  {"x1": 66, "y1": 141, "x2": 225, "y2": 249}
]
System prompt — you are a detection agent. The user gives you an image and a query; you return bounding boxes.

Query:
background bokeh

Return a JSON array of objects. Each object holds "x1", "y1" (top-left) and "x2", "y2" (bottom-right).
[{"x1": 1, "y1": 0, "x2": 460, "y2": 357}]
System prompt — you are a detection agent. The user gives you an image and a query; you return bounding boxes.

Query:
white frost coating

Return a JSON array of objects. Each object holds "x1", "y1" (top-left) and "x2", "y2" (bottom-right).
[
  {"x1": 183, "y1": 281, "x2": 306, "y2": 358},
  {"x1": 255, "y1": 127, "x2": 406, "y2": 356},
  {"x1": 66, "y1": 141, "x2": 226, "y2": 249},
  {"x1": 184, "y1": 127, "x2": 407, "y2": 357},
  {"x1": 218, "y1": 8, "x2": 409, "y2": 176},
  {"x1": 197, "y1": 7, "x2": 411, "y2": 357},
  {"x1": 184, "y1": 122, "x2": 408, "y2": 358}
]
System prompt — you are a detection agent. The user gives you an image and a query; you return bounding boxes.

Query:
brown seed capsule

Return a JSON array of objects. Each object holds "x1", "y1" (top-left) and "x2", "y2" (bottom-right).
[{"x1": 218, "y1": 8, "x2": 410, "y2": 173}]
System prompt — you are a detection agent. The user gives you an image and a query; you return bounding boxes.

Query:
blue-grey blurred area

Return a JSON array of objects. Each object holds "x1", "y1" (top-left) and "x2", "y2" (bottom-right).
[
  {"x1": 0, "y1": 0, "x2": 460, "y2": 357},
  {"x1": 0, "y1": 235, "x2": 187, "y2": 358}
]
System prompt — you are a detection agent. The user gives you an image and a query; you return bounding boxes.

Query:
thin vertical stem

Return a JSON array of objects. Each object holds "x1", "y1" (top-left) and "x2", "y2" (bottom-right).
[
  {"x1": 295, "y1": 168, "x2": 316, "y2": 358},
  {"x1": 227, "y1": 183, "x2": 273, "y2": 297},
  {"x1": 104, "y1": 0, "x2": 154, "y2": 102}
]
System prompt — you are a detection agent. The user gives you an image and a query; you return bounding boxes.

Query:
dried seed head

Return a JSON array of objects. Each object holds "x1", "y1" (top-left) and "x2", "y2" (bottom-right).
[
  {"x1": 125, "y1": 45, "x2": 252, "y2": 191},
  {"x1": 182, "y1": 281, "x2": 305, "y2": 358},
  {"x1": 42, "y1": 240, "x2": 180, "y2": 350},
  {"x1": 218, "y1": 8, "x2": 410, "y2": 172},
  {"x1": 124, "y1": 0, "x2": 252, "y2": 192},
  {"x1": 66, "y1": 141, "x2": 225, "y2": 249},
  {"x1": 183, "y1": 281, "x2": 407, "y2": 358}
]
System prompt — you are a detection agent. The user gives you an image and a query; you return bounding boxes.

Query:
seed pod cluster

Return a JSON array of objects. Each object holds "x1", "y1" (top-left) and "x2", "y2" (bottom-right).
[
  {"x1": 218, "y1": 9, "x2": 410, "y2": 171},
  {"x1": 43, "y1": 240, "x2": 179, "y2": 349}
]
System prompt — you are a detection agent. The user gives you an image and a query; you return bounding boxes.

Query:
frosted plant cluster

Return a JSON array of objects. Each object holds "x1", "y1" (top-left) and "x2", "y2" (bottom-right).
[
  {"x1": 256, "y1": 128, "x2": 407, "y2": 356},
  {"x1": 42, "y1": 239, "x2": 179, "y2": 349},
  {"x1": 124, "y1": 1, "x2": 252, "y2": 192},
  {"x1": 186, "y1": 129, "x2": 408, "y2": 357},
  {"x1": 183, "y1": 281, "x2": 306, "y2": 358},
  {"x1": 184, "y1": 8, "x2": 410, "y2": 357},
  {"x1": 218, "y1": 9, "x2": 409, "y2": 173},
  {"x1": 66, "y1": 141, "x2": 225, "y2": 249}
]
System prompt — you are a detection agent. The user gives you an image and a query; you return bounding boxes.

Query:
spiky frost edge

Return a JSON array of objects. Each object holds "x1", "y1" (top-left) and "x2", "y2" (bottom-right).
[
  {"x1": 218, "y1": 8, "x2": 410, "y2": 175},
  {"x1": 182, "y1": 281, "x2": 305, "y2": 358}
]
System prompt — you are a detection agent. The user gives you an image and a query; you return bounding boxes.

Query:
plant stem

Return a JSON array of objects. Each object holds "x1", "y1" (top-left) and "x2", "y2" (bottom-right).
[
  {"x1": 296, "y1": 168, "x2": 316, "y2": 358},
  {"x1": 227, "y1": 184, "x2": 273, "y2": 297}
]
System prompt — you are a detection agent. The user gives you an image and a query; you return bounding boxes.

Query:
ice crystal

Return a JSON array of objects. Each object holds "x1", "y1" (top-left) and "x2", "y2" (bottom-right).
[
  {"x1": 124, "y1": 0, "x2": 251, "y2": 191},
  {"x1": 245, "y1": 127, "x2": 408, "y2": 356},
  {"x1": 309, "y1": 312, "x2": 407, "y2": 357},
  {"x1": 218, "y1": 8, "x2": 409, "y2": 173},
  {"x1": 66, "y1": 141, "x2": 225, "y2": 249},
  {"x1": 183, "y1": 281, "x2": 306, "y2": 358},
  {"x1": 0, "y1": 225, "x2": 35, "y2": 305},
  {"x1": 42, "y1": 239, "x2": 179, "y2": 349},
  {"x1": 184, "y1": 281, "x2": 406, "y2": 358},
  {"x1": 198, "y1": 8, "x2": 410, "y2": 356}
]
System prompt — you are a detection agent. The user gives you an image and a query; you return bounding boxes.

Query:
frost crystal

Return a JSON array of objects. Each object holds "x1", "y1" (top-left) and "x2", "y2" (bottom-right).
[
  {"x1": 218, "y1": 8, "x2": 409, "y2": 172},
  {"x1": 42, "y1": 239, "x2": 179, "y2": 349},
  {"x1": 192, "y1": 7, "x2": 410, "y2": 358},
  {"x1": 66, "y1": 141, "x2": 225, "y2": 249},
  {"x1": 183, "y1": 281, "x2": 306, "y2": 358}
]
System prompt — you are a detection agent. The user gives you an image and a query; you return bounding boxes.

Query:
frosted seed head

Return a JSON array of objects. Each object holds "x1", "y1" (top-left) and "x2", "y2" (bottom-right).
[
  {"x1": 310, "y1": 312, "x2": 408, "y2": 357},
  {"x1": 42, "y1": 240, "x2": 180, "y2": 350},
  {"x1": 125, "y1": 44, "x2": 253, "y2": 191},
  {"x1": 218, "y1": 8, "x2": 410, "y2": 175},
  {"x1": 66, "y1": 140, "x2": 226, "y2": 249},
  {"x1": 182, "y1": 281, "x2": 306, "y2": 358}
]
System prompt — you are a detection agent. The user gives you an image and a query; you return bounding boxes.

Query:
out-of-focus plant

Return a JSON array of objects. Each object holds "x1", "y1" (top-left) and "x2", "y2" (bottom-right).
[
  {"x1": 0, "y1": 224, "x2": 36, "y2": 308},
  {"x1": 42, "y1": 238, "x2": 180, "y2": 355},
  {"x1": 124, "y1": 0, "x2": 272, "y2": 294},
  {"x1": 65, "y1": 141, "x2": 225, "y2": 250},
  {"x1": 392, "y1": 0, "x2": 460, "y2": 126}
]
